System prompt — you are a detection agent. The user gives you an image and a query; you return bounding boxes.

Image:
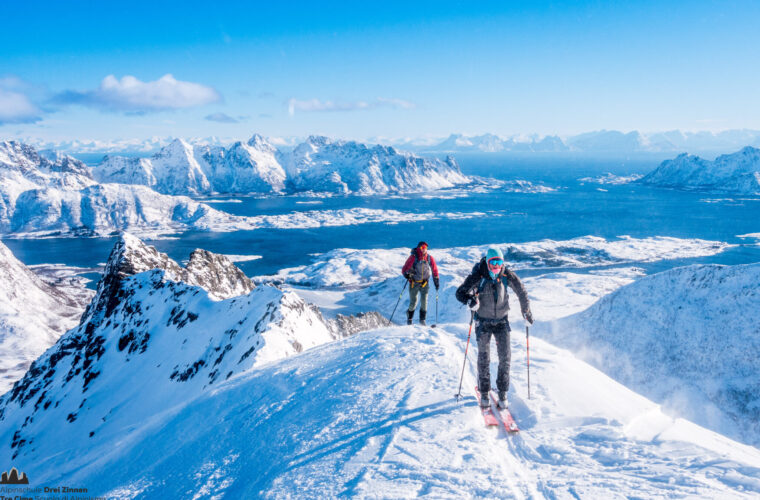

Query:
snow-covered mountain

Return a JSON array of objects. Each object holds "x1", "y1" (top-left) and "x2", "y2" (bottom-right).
[
  {"x1": 639, "y1": 146, "x2": 760, "y2": 195},
  {"x1": 95, "y1": 134, "x2": 286, "y2": 195},
  {"x1": 428, "y1": 133, "x2": 570, "y2": 153},
  {"x1": 0, "y1": 141, "x2": 96, "y2": 231},
  {"x1": 94, "y1": 134, "x2": 468, "y2": 196},
  {"x1": 0, "y1": 234, "x2": 385, "y2": 465},
  {"x1": 277, "y1": 135, "x2": 469, "y2": 194},
  {"x1": 0, "y1": 142, "x2": 495, "y2": 237},
  {"x1": 0, "y1": 240, "x2": 93, "y2": 393},
  {"x1": 542, "y1": 263, "x2": 760, "y2": 445}
]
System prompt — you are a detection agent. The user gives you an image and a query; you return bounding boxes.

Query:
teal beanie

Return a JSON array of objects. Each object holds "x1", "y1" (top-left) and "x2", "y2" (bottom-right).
[{"x1": 485, "y1": 247, "x2": 504, "y2": 278}]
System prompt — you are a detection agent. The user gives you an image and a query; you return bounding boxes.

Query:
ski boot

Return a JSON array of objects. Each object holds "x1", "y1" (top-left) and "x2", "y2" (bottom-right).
[
  {"x1": 498, "y1": 391, "x2": 508, "y2": 409},
  {"x1": 479, "y1": 392, "x2": 490, "y2": 408},
  {"x1": 406, "y1": 310, "x2": 414, "y2": 325},
  {"x1": 419, "y1": 309, "x2": 427, "y2": 326}
]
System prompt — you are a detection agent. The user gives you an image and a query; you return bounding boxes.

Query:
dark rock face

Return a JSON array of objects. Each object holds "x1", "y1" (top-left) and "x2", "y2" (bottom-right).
[
  {"x1": 327, "y1": 311, "x2": 387, "y2": 338},
  {"x1": 81, "y1": 233, "x2": 254, "y2": 328},
  {"x1": 185, "y1": 248, "x2": 255, "y2": 300}
]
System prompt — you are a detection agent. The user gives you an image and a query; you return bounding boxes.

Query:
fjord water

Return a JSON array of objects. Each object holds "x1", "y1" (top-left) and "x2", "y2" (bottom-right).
[{"x1": 3, "y1": 154, "x2": 760, "y2": 280}]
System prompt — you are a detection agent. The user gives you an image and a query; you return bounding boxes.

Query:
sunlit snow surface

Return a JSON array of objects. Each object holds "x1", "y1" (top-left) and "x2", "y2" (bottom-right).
[{"x1": 51, "y1": 326, "x2": 760, "y2": 498}]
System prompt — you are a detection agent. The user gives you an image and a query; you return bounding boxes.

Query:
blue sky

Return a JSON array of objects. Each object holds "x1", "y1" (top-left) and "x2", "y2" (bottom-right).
[{"x1": 2, "y1": 0, "x2": 760, "y2": 143}]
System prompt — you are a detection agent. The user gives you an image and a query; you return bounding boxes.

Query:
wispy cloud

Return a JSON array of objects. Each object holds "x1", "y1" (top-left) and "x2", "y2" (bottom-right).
[
  {"x1": 0, "y1": 77, "x2": 43, "y2": 124},
  {"x1": 287, "y1": 97, "x2": 416, "y2": 116},
  {"x1": 205, "y1": 112, "x2": 239, "y2": 123},
  {"x1": 52, "y1": 74, "x2": 221, "y2": 113}
]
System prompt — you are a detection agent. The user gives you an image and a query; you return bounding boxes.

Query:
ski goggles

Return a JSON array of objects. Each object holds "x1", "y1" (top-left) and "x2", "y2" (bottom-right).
[{"x1": 487, "y1": 258, "x2": 504, "y2": 268}]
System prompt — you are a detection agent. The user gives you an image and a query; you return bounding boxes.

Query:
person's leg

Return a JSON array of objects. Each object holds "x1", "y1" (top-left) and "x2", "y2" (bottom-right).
[
  {"x1": 476, "y1": 322, "x2": 493, "y2": 394},
  {"x1": 494, "y1": 321, "x2": 511, "y2": 396},
  {"x1": 419, "y1": 284, "x2": 429, "y2": 323},
  {"x1": 419, "y1": 283, "x2": 429, "y2": 313},
  {"x1": 407, "y1": 283, "x2": 419, "y2": 324}
]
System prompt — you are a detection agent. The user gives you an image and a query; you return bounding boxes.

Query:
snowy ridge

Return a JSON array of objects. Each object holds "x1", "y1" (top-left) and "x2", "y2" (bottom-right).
[
  {"x1": 0, "y1": 240, "x2": 93, "y2": 393},
  {"x1": 0, "y1": 234, "x2": 388, "y2": 468},
  {"x1": 418, "y1": 129, "x2": 760, "y2": 154},
  {"x1": 640, "y1": 146, "x2": 760, "y2": 195},
  {"x1": 542, "y1": 263, "x2": 760, "y2": 446},
  {"x1": 1, "y1": 142, "x2": 491, "y2": 238},
  {"x1": 278, "y1": 135, "x2": 469, "y2": 194},
  {"x1": 4, "y1": 324, "x2": 759, "y2": 497},
  {"x1": 94, "y1": 134, "x2": 470, "y2": 196},
  {"x1": 95, "y1": 135, "x2": 286, "y2": 195}
]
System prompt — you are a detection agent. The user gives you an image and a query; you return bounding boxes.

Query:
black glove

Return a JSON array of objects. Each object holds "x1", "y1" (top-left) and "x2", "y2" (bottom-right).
[
  {"x1": 523, "y1": 310, "x2": 534, "y2": 325},
  {"x1": 404, "y1": 272, "x2": 413, "y2": 281},
  {"x1": 468, "y1": 296, "x2": 480, "y2": 312},
  {"x1": 433, "y1": 277, "x2": 440, "y2": 289}
]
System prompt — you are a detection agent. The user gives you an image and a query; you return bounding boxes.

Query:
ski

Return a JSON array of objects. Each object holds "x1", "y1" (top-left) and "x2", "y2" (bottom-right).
[
  {"x1": 474, "y1": 387, "x2": 499, "y2": 427},
  {"x1": 489, "y1": 390, "x2": 519, "y2": 433}
]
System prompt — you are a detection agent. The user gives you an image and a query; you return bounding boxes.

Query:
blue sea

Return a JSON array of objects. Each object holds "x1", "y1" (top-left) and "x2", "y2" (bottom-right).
[{"x1": 4, "y1": 154, "x2": 760, "y2": 285}]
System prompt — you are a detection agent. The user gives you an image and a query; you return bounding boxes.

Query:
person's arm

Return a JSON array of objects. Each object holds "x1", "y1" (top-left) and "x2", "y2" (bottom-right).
[
  {"x1": 401, "y1": 255, "x2": 414, "y2": 277},
  {"x1": 429, "y1": 255, "x2": 439, "y2": 278},
  {"x1": 455, "y1": 265, "x2": 481, "y2": 304},
  {"x1": 505, "y1": 268, "x2": 532, "y2": 321}
]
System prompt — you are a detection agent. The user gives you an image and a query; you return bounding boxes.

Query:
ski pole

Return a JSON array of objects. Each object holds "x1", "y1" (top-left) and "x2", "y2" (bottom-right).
[
  {"x1": 432, "y1": 290, "x2": 439, "y2": 328},
  {"x1": 526, "y1": 324, "x2": 531, "y2": 400},
  {"x1": 387, "y1": 279, "x2": 409, "y2": 326},
  {"x1": 455, "y1": 312, "x2": 475, "y2": 401}
]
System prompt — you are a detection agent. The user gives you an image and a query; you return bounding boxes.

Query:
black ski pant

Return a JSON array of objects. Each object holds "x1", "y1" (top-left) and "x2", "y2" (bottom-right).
[{"x1": 475, "y1": 320, "x2": 511, "y2": 395}]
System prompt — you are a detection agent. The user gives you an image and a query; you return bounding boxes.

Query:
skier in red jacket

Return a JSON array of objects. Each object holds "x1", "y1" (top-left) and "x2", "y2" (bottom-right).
[{"x1": 401, "y1": 241, "x2": 440, "y2": 325}]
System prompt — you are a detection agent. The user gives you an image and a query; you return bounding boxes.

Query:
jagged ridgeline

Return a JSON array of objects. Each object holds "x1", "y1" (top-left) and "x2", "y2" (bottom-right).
[
  {"x1": 94, "y1": 134, "x2": 469, "y2": 196},
  {"x1": 0, "y1": 233, "x2": 384, "y2": 462}
]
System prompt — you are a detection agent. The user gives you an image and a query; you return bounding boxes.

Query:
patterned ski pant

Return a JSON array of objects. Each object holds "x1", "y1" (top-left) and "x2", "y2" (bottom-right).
[
  {"x1": 476, "y1": 320, "x2": 511, "y2": 394},
  {"x1": 407, "y1": 281, "x2": 429, "y2": 312}
]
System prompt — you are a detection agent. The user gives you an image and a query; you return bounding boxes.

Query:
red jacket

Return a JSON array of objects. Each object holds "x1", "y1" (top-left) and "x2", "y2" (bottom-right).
[{"x1": 401, "y1": 248, "x2": 439, "y2": 279}]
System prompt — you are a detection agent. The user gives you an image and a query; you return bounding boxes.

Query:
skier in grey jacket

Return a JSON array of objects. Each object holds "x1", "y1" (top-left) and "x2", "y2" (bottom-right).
[{"x1": 455, "y1": 246, "x2": 533, "y2": 409}]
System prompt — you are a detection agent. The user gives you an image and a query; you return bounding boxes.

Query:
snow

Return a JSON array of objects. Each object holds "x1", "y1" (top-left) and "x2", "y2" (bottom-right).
[
  {"x1": 94, "y1": 136, "x2": 287, "y2": 195},
  {"x1": 278, "y1": 135, "x2": 471, "y2": 195},
  {"x1": 0, "y1": 240, "x2": 93, "y2": 393},
  {"x1": 223, "y1": 254, "x2": 262, "y2": 262},
  {"x1": 5, "y1": 324, "x2": 759, "y2": 498},
  {"x1": 640, "y1": 146, "x2": 760, "y2": 195},
  {"x1": 93, "y1": 134, "x2": 472, "y2": 196},
  {"x1": 579, "y1": 173, "x2": 644, "y2": 185},
  {"x1": 0, "y1": 233, "x2": 758, "y2": 497},
  {"x1": 1, "y1": 140, "x2": 488, "y2": 238},
  {"x1": 540, "y1": 263, "x2": 760, "y2": 446},
  {"x1": 263, "y1": 235, "x2": 729, "y2": 288}
]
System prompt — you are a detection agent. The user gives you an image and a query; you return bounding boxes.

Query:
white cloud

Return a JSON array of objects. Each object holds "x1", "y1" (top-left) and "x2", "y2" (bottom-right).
[
  {"x1": 54, "y1": 74, "x2": 221, "y2": 113},
  {"x1": 288, "y1": 97, "x2": 416, "y2": 116},
  {"x1": 0, "y1": 78, "x2": 43, "y2": 124}
]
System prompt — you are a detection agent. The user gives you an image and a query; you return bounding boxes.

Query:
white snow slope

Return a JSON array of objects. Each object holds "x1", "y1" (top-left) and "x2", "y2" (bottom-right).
[
  {"x1": 4, "y1": 325, "x2": 759, "y2": 498},
  {"x1": 540, "y1": 263, "x2": 760, "y2": 447},
  {"x1": 639, "y1": 146, "x2": 760, "y2": 195},
  {"x1": 0, "y1": 240, "x2": 93, "y2": 394}
]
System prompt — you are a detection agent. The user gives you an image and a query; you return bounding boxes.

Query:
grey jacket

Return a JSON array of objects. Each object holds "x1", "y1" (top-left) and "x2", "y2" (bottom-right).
[{"x1": 455, "y1": 258, "x2": 530, "y2": 322}]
